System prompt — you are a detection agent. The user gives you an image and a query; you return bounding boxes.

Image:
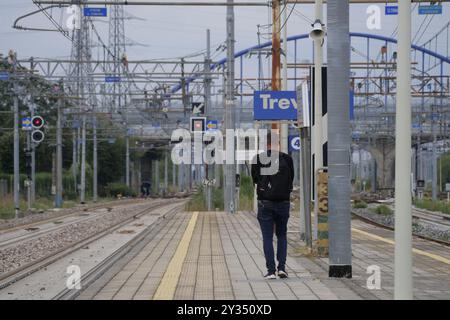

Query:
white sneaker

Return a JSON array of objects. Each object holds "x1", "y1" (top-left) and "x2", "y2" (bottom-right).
[
  {"x1": 278, "y1": 270, "x2": 288, "y2": 279},
  {"x1": 264, "y1": 273, "x2": 277, "y2": 280}
]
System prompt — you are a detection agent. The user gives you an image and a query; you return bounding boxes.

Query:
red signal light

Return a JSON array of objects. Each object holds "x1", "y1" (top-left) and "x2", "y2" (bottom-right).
[{"x1": 31, "y1": 116, "x2": 44, "y2": 129}]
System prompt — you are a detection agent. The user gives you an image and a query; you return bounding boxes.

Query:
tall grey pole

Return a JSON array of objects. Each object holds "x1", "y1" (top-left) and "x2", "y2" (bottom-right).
[
  {"x1": 55, "y1": 94, "x2": 63, "y2": 208},
  {"x1": 78, "y1": 6, "x2": 86, "y2": 205},
  {"x1": 31, "y1": 102, "x2": 36, "y2": 204},
  {"x1": 164, "y1": 150, "x2": 168, "y2": 195},
  {"x1": 371, "y1": 157, "x2": 377, "y2": 193},
  {"x1": 394, "y1": 0, "x2": 413, "y2": 300},
  {"x1": 280, "y1": 0, "x2": 289, "y2": 153},
  {"x1": 93, "y1": 115, "x2": 98, "y2": 202},
  {"x1": 80, "y1": 113, "x2": 87, "y2": 204},
  {"x1": 31, "y1": 141, "x2": 36, "y2": 205},
  {"x1": 327, "y1": 0, "x2": 352, "y2": 278},
  {"x1": 172, "y1": 161, "x2": 176, "y2": 189},
  {"x1": 155, "y1": 160, "x2": 160, "y2": 196},
  {"x1": 72, "y1": 129, "x2": 77, "y2": 194},
  {"x1": 13, "y1": 59, "x2": 20, "y2": 218},
  {"x1": 312, "y1": 0, "x2": 324, "y2": 233},
  {"x1": 417, "y1": 134, "x2": 421, "y2": 184},
  {"x1": 77, "y1": 127, "x2": 81, "y2": 167},
  {"x1": 26, "y1": 132, "x2": 31, "y2": 211},
  {"x1": 205, "y1": 29, "x2": 213, "y2": 210},
  {"x1": 178, "y1": 161, "x2": 183, "y2": 192},
  {"x1": 358, "y1": 146, "x2": 363, "y2": 190},
  {"x1": 224, "y1": 0, "x2": 236, "y2": 213},
  {"x1": 125, "y1": 127, "x2": 130, "y2": 187},
  {"x1": 300, "y1": 127, "x2": 312, "y2": 247},
  {"x1": 431, "y1": 104, "x2": 437, "y2": 201},
  {"x1": 313, "y1": 0, "x2": 324, "y2": 174}
]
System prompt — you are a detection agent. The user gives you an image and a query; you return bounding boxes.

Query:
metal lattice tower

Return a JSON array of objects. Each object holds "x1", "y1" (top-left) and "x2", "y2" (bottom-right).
[
  {"x1": 67, "y1": 2, "x2": 98, "y2": 203},
  {"x1": 68, "y1": 17, "x2": 97, "y2": 109},
  {"x1": 107, "y1": 1, "x2": 128, "y2": 114}
]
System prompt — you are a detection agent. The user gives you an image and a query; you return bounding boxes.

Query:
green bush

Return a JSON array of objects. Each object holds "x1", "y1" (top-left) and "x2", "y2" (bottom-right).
[
  {"x1": 212, "y1": 187, "x2": 224, "y2": 211},
  {"x1": 185, "y1": 186, "x2": 207, "y2": 211},
  {"x1": 239, "y1": 175, "x2": 254, "y2": 211},
  {"x1": 414, "y1": 199, "x2": 450, "y2": 215},
  {"x1": 35, "y1": 172, "x2": 52, "y2": 197},
  {"x1": 185, "y1": 175, "x2": 254, "y2": 212},
  {"x1": 374, "y1": 205, "x2": 393, "y2": 215},
  {"x1": 353, "y1": 200, "x2": 368, "y2": 209},
  {"x1": 63, "y1": 171, "x2": 77, "y2": 200},
  {"x1": 104, "y1": 182, "x2": 137, "y2": 198}
]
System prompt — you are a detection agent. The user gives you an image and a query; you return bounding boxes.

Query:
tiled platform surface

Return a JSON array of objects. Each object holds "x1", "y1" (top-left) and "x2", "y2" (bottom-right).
[{"x1": 77, "y1": 209, "x2": 450, "y2": 300}]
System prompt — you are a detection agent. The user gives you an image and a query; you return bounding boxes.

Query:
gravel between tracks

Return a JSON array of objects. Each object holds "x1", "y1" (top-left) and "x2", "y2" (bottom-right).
[
  {"x1": 353, "y1": 207, "x2": 450, "y2": 243},
  {"x1": 0, "y1": 199, "x2": 141, "y2": 231},
  {"x1": 0, "y1": 201, "x2": 162, "y2": 275}
]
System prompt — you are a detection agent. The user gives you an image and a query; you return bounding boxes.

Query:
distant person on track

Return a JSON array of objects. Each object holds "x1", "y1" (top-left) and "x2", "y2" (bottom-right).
[
  {"x1": 141, "y1": 181, "x2": 151, "y2": 198},
  {"x1": 251, "y1": 131, "x2": 294, "y2": 280}
]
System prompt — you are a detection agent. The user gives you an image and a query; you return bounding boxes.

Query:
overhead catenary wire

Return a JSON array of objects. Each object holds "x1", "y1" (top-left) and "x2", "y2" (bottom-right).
[
  {"x1": 292, "y1": 7, "x2": 313, "y2": 24},
  {"x1": 279, "y1": 2, "x2": 296, "y2": 32}
]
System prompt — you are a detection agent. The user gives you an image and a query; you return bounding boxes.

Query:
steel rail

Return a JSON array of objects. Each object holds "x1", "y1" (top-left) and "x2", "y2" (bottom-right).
[
  {"x1": 0, "y1": 198, "x2": 146, "y2": 233},
  {"x1": 0, "y1": 199, "x2": 185, "y2": 290},
  {"x1": 351, "y1": 211, "x2": 450, "y2": 246},
  {"x1": 0, "y1": 202, "x2": 152, "y2": 250},
  {"x1": 53, "y1": 202, "x2": 185, "y2": 300}
]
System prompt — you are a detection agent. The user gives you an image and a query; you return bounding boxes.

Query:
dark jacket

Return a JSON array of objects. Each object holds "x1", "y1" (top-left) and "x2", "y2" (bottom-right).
[{"x1": 251, "y1": 150, "x2": 294, "y2": 202}]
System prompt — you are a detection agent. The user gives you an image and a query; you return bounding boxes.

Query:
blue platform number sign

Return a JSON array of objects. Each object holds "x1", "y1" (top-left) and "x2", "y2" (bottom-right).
[
  {"x1": 288, "y1": 135, "x2": 301, "y2": 152},
  {"x1": 22, "y1": 117, "x2": 32, "y2": 131},
  {"x1": 418, "y1": 5, "x2": 442, "y2": 15},
  {"x1": 206, "y1": 120, "x2": 218, "y2": 131},
  {"x1": 385, "y1": 6, "x2": 398, "y2": 15},
  {"x1": 253, "y1": 91, "x2": 298, "y2": 121},
  {"x1": 0, "y1": 72, "x2": 9, "y2": 81},
  {"x1": 105, "y1": 76, "x2": 121, "y2": 83},
  {"x1": 349, "y1": 90, "x2": 355, "y2": 121},
  {"x1": 84, "y1": 8, "x2": 108, "y2": 17}
]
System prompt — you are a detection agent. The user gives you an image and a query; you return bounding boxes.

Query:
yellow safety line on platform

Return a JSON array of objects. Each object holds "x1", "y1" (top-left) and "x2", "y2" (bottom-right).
[
  {"x1": 352, "y1": 228, "x2": 450, "y2": 266},
  {"x1": 153, "y1": 211, "x2": 199, "y2": 300}
]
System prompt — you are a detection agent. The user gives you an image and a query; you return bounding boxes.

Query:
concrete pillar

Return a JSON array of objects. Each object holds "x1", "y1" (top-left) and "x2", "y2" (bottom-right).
[
  {"x1": 172, "y1": 162, "x2": 176, "y2": 190},
  {"x1": 178, "y1": 164, "x2": 184, "y2": 192},
  {"x1": 368, "y1": 140, "x2": 395, "y2": 190},
  {"x1": 155, "y1": 160, "x2": 160, "y2": 196}
]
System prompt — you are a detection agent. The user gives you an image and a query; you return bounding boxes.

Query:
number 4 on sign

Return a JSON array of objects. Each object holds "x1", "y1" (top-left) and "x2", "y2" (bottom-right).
[{"x1": 289, "y1": 136, "x2": 301, "y2": 152}]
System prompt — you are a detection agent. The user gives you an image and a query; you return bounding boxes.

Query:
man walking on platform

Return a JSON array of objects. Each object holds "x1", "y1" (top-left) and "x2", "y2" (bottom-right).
[{"x1": 251, "y1": 131, "x2": 295, "y2": 279}]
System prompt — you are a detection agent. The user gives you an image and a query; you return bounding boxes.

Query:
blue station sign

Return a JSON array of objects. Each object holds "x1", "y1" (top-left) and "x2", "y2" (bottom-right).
[
  {"x1": 84, "y1": 8, "x2": 108, "y2": 17},
  {"x1": 418, "y1": 5, "x2": 442, "y2": 15},
  {"x1": 0, "y1": 72, "x2": 10, "y2": 81},
  {"x1": 253, "y1": 91, "x2": 298, "y2": 121},
  {"x1": 105, "y1": 76, "x2": 121, "y2": 83},
  {"x1": 385, "y1": 6, "x2": 398, "y2": 15}
]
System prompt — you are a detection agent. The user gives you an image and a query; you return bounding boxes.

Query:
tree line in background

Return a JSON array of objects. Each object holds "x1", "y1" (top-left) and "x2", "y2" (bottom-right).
[{"x1": 0, "y1": 55, "x2": 148, "y2": 201}]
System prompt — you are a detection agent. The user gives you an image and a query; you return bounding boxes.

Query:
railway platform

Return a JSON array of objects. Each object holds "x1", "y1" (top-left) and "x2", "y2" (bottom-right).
[
  {"x1": 0, "y1": 198, "x2": 449, "y2": 300},
  {"x1": 47, "y1": 209, "x2": 450, "y2": 300}
]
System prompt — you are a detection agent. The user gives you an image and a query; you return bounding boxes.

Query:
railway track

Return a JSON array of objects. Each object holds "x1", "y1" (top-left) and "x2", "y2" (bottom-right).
[
  {"x1": 0, "y1": 198, "x2": 149, "y2": 233},
  {"x1": 0, "y1": 198, "x2": 186, "y2": 291},
  {"x1": 54, "y1": 202, "x2": 185, "y2": 300},
  {"x1": 351, "y1": 210, "x2": 450, "y2": 246},
  {"x1": 0, "y1": 199, "x2": 163, "y2": 250},
  {"x1": 412, "y1": 207, "x2": 450, "y2": 227}
]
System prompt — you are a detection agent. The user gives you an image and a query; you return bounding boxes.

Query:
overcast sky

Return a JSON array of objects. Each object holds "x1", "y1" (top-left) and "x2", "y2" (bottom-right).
[{"x1": 1, "y1": 0, "x2": 449, "y2": 62}]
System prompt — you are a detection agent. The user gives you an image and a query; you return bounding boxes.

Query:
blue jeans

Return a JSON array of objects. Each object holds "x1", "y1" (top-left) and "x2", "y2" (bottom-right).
[{"x1": 257, "y1": 200, "x2": 290, "y2": 274}]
